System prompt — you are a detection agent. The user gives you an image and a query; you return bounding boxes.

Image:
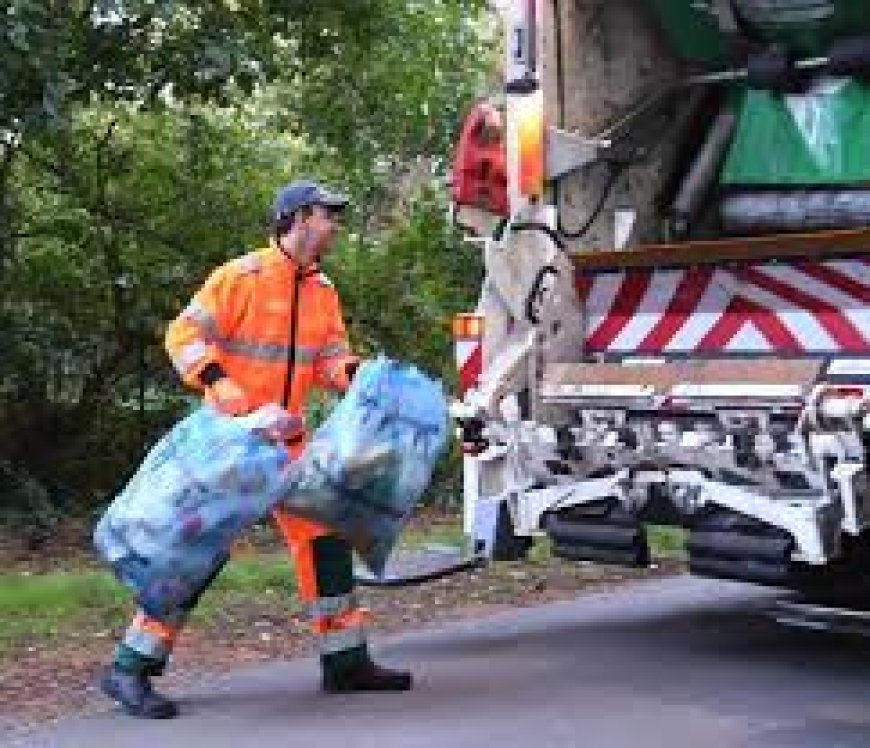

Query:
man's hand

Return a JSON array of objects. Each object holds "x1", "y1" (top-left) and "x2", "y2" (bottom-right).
[
  {"x1": 205, "y1": 377, "x2": 252, "y2": 416},
  {"x1": 235, "y1": 403, "x2": 306, "y2": 443}
]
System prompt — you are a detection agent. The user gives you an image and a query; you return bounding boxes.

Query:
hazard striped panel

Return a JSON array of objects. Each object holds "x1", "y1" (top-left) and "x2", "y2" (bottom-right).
[
  {"x1": 577, "y1": 257, "x2": 870, "y2": 356},
  {"x1": 453, "y1": 314, "x2": 484, "y2": 396}
]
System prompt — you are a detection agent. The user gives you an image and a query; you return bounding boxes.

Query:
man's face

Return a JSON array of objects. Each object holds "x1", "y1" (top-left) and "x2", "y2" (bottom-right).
[{"x1": 279, "y1": 204, "x2": 340, "y2": 268}]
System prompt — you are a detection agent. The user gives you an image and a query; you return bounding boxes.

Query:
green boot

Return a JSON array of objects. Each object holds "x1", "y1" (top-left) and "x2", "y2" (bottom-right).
[{"x1": 101, "y1": 645, "x2": 178, "y2": 719}]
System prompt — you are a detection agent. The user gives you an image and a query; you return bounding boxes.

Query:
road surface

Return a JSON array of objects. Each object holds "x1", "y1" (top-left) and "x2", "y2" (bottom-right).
[{"x1": 14, "y1": 575, "x2": 870, "y2": 748}]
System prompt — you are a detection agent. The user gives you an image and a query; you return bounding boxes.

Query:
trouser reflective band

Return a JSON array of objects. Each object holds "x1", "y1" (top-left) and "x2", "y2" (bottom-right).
[
  {"x1": 307, "y1": 592, "x2": 359, "y2": 621},
  {"x1": 310, "y1": 602, "x2": 371, "y2": 634},
  {"x1": 122, "y1": 610, "x2": 179, "y2": 661},
  {"x1": 318, "y1": 623, "x2": 368, "y2": 655},
  {"x1": 313, "y1": 607, "x2": 371, "y2": 654}
]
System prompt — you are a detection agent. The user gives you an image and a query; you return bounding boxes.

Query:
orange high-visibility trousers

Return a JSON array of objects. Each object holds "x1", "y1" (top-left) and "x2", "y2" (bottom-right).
[{"x1": 272, "y1": 509, "x2": 370, "y2": 654}]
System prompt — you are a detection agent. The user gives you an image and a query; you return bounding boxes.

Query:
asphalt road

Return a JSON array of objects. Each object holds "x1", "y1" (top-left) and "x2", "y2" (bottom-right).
[{"x1": 14, "y1": 575, "x2": 870, "y2": 748}]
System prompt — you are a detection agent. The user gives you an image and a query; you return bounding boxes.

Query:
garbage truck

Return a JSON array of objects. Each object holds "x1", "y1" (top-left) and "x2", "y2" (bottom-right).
[{"x1": 449, "y1": 0, "x2": 870, "y2": 608}]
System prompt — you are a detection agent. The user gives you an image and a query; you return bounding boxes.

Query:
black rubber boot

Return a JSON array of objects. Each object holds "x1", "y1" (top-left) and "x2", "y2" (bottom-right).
[
  {"x1": 309, "y1": 537, "x2": 412, "y2": 693},
  {"x1": 100, "y1": 667, "x2": 179, "y2": 719},
  {"x1": 322, "y1": 652, "x2": 413, "y2": 693}
]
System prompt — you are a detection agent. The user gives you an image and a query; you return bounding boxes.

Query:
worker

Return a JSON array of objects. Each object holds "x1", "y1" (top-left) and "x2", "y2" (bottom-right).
[{"x1": 100, "y1": 180, "x2": 413, "y2": 719}]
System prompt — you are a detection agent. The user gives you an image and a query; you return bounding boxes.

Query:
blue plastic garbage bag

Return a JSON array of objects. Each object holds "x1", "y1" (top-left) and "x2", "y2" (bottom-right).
[
  {"x1": 93, "y1": 404, "x2": 291, "y2": 617},
  {"x1": 280, "y1": 356, "x2": 450, "y2": 576},
  {"x1": 94, "y1": 357, "x2": 449, "y2": 616}
]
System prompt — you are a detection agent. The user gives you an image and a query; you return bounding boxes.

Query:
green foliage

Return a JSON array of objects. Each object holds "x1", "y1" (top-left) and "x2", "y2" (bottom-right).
[
  {"x1": 0, "y1": 0, "x2": 494, "y2": 517},
  {"x1": 0, "y1": 460, "x2": 52, "y2": 522},
  {"x1": 0, "y1": 104, "x2": 296, "y2": 506},
  {"x1": 1, "y1": 1, "x2": 402, "y2": 134},
  {"x1": 329, "y1": 183, "x2": 483, "y2": 384}
]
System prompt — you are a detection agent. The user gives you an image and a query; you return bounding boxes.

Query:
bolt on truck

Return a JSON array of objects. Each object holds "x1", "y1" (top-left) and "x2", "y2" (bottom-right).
[{"x1": 449, "y1": 0, "x2": 870, "y2": 609}]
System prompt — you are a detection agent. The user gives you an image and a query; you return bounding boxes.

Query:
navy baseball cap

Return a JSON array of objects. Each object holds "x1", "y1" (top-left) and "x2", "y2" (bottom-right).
[{"x1": 272, "y1": 180, "x2": 349, "y2": 221}]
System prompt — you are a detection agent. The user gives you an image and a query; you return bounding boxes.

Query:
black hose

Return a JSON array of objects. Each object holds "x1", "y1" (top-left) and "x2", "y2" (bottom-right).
[
  {"x1": 556, "y1": 164, "x2": 623, "y2": 240},
  {"x1": 492, "y1": 216, "x2": 510, "y2": 242},
  {"x1": 507, "y1": 220, "x2": 567, "y2": 251},
  {"x1": 525, "y1": 264, "x2": 559, "y2": 323},
  {"x1": 354, "y1": 554, "x2": 487, "y2": 588}
]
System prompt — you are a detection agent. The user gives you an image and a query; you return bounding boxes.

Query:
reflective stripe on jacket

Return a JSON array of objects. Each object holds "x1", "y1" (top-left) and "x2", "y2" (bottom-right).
[{"x1": 165, "y1": 245, "x2": 357, "y2": 426}]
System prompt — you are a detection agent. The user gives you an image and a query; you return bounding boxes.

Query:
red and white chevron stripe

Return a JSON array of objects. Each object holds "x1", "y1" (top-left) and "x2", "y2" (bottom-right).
[
  {"x1": 453, "y1": 314, "x2": 484, "y2": 396},
  {"x1": 577, "y1": 257, "x2": 870, "y2": 355},
  {"x1": 456, "y1": 339, "x2": 482, "y2": 395}
]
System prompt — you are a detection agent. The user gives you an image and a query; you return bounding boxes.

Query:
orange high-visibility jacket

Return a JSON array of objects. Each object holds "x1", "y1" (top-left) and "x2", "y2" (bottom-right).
[{"x1": 165, "y1": 245, "x2": 357, "y2": 435}]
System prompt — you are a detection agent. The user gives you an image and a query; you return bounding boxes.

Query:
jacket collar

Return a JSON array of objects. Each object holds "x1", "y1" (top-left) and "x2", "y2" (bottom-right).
[{"x1": 265, "y1": 240, "x2": 320, "y2": 278}]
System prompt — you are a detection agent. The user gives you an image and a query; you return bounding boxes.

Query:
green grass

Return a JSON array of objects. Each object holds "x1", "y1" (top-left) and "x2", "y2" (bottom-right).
[
  {"x1": 209, "y1": 553, "x2": 295, "y2": 594},
  {"x1": 0, "y1": 570, "x2": 128, "y2": 651},
  {"x1": 400, "y1": 521, "x2": 465, "y2": 550},
  {"x1": 0, "y1": 554, "x2": 301, "y2": 656},
  {"x1": 647, "y1": 525, "x2": 687, "y2": 558}
]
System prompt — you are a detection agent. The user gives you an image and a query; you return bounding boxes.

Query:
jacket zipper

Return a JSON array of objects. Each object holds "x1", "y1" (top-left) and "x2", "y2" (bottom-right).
[{"x1": 282, "y1": 271, "x2": 302, "y2": 408}]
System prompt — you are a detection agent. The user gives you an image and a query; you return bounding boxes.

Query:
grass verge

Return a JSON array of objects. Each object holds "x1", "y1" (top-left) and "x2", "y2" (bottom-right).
[
  {"x1": 0, "y1": 554, "x2": 301, "y2": 657},
  {"x1": 0, "y1": 518, "x2": 460, "y2": 657},
  {"x1": 0, "y1": 518, "x2": 687, "y2": 658}
]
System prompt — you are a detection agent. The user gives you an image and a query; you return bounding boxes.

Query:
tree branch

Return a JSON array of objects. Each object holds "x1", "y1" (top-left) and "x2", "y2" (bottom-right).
[
  {"x1": 94, "y1": 120, "x2": 129, "y2": 337},
  {"x1": 0, "y1": 141, "x2": 19, "y2": 281}
]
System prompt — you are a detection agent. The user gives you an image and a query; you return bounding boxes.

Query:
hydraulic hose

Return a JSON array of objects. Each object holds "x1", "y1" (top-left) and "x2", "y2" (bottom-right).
[{"x1": 354, "y1": 553, "x2": 487, "y2": 588}]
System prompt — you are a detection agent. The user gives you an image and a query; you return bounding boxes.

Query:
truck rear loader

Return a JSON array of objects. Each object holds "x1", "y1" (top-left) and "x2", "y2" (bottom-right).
[{"x1": 450, "y1": 0, "x2": 870, "y2": 607}]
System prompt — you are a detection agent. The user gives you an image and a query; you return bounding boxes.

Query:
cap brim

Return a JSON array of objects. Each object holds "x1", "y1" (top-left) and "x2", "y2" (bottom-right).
[
  {"x1": 314, "y1": 188, "x2": 349, "y2": 210},
  {"x1": 309, "y1": 187, "x2": 348, "y2": 210}
]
